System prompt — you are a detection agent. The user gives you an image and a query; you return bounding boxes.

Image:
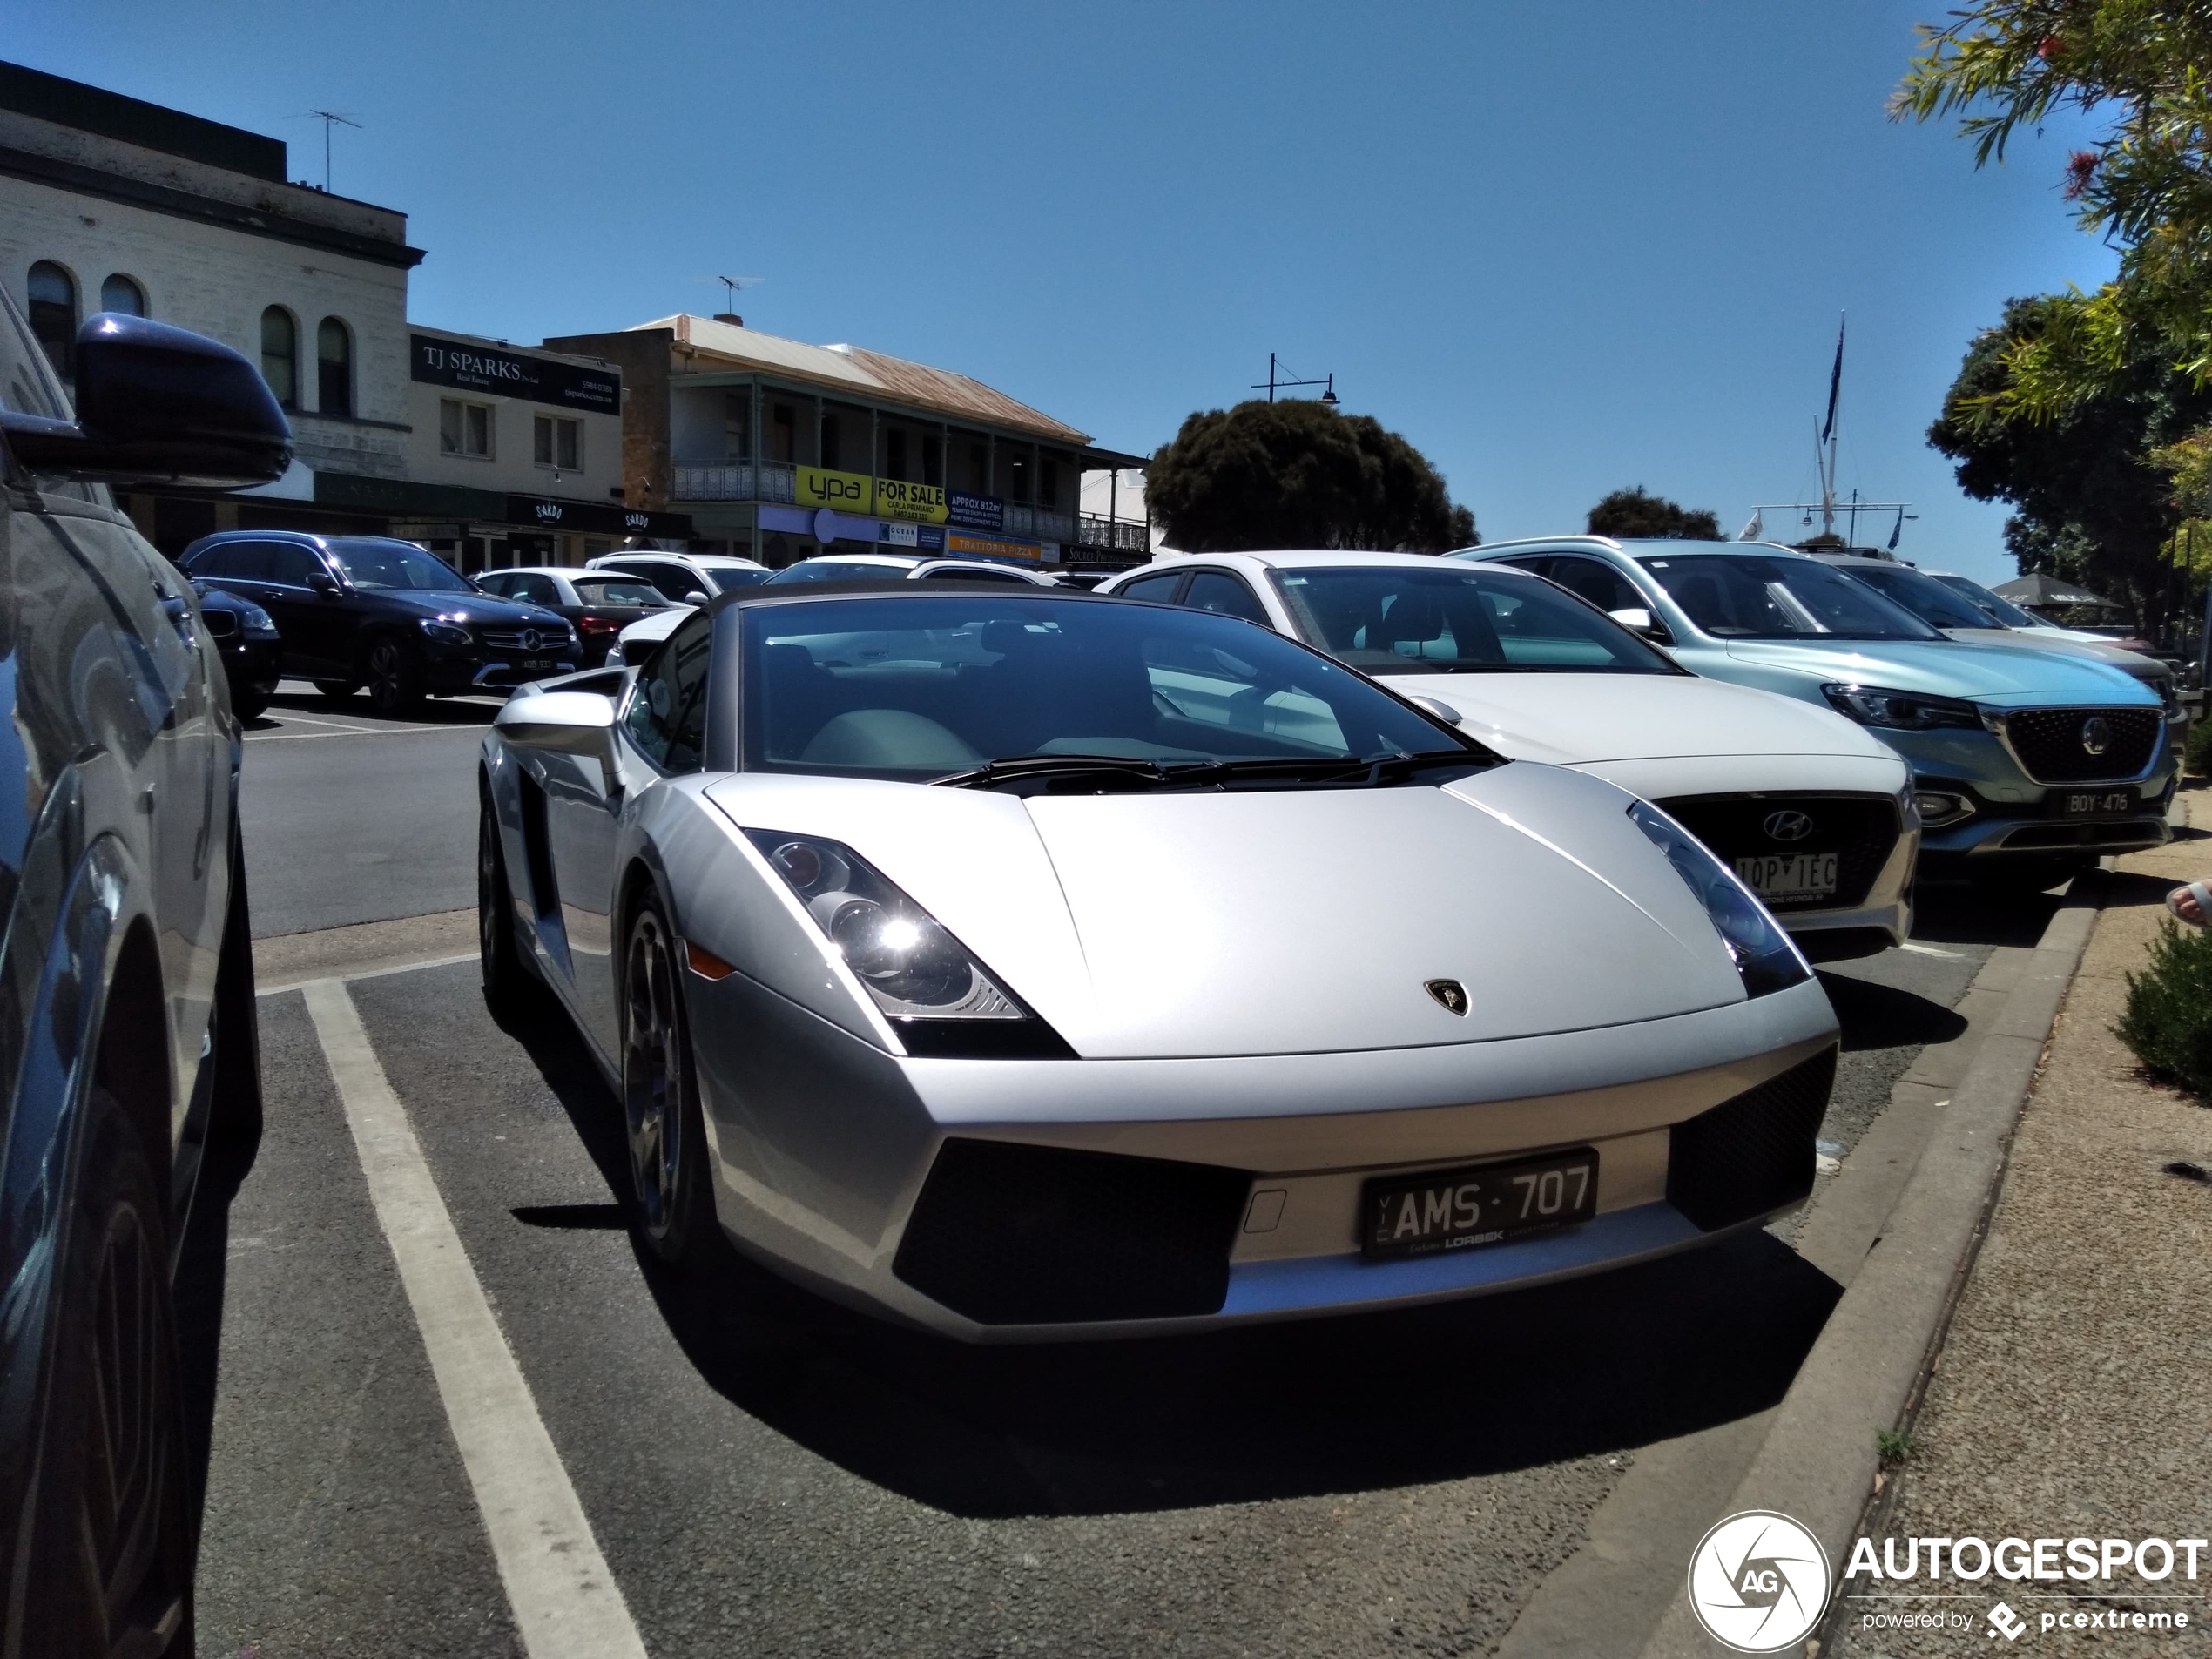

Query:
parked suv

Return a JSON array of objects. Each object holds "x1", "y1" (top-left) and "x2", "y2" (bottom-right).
[
  {"x1": 1465, "y1": 537, "x2": 2176, "y2": 887},
  {"x1": 182, "y1": 531, "x2": 578, "y2": 713},
  {"x1": 583, "y1": 550, "x2": 770, "y2": 603},
  {"x1": 0, "y1": 298, "x2": 280, "y2": 1652}
]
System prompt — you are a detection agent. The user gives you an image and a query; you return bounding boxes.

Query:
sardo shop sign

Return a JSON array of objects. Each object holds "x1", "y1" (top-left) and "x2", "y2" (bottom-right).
[
  {"x1": 875, "y1": 479, "x2": 948, "y2": 524},
  {"x1": 411, "y1": 335, "x2": 620, "y2": 414}
]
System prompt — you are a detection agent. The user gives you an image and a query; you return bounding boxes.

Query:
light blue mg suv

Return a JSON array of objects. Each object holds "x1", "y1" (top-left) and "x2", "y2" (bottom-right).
[{"x1": 1460, "y1": 538, "x2": 2175, "y2": 887}]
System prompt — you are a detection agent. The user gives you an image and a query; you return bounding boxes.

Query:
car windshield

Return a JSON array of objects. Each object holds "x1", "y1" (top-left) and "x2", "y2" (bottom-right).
[
  {"x1": 742, "y1": 596, "x2": 1478, "y2": 779},
  {"x1": 761, "y1": 560, "x2": 910, "y2": 585},
  {"x1": 1272, "y1": 564, "x2": 1679, "y2": 675},
  {"x1": 1931, "y1": 573, "x2": 2049, "y2": 629},
  {"x1": 706, "y1": 567, "x2": 772, "y2": 592},
  {"x1": 1635, "y1": 553, "x2": 1941, "y2": 641},
  {"x1": 1831, "y1": 562, "x2": 1995, "y2": 631},
  {"x1": 327, "y1": 539, "x2": 474, "y2": 593},
  {"x1": 572, "y1": 577, "x2": 664, "y2": 606}
]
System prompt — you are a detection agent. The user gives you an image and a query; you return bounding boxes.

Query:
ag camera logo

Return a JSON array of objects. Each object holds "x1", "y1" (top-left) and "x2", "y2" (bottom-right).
[{"x1": 1688, "y1": 1510, "x2": 1831, "y2": 1652}]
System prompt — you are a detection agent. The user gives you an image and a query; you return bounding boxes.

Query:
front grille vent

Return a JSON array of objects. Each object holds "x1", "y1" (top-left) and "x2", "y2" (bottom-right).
[
  {"x1": 1667, "y1": 1047, "x2": 1837, "y2": 1231},
  {"x1": 894, "y1": 1139, "x2": 1250, "y2": 1325},
  {"x1": 2001, "y1": 706, "x2": 2161, "y2": 783},
  {"x1": 1652, "y1": 795, "x2": 1899, "y2": 911},
  {"x1": 199, "y1": 609, "x2": 239, "y2": 638},
  {"x1": 480, "y1": 628, "x2": 565, "y2": 651}
]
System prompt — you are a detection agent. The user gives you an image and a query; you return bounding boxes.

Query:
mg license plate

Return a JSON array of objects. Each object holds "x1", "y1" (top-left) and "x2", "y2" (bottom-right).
[
  {"x1": 1361, "y1": 1148, "x2": 1598, "y2": 1260},
  {"x1": 2059, "y1": 788, "x2": 2134, "y2": 817},
  {"x1": 1733, "y1": 852, "x2": 1839, "y2": 903}
]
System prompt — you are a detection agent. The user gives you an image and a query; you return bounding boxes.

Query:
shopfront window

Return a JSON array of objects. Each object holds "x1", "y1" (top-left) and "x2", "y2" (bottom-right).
[
  {"x1": 1008, "y1": 451, "x2": 1031, "y2": 502},
  {"x1": 724, "y1": 393, "x2": 751, "y2": 460},
  {"x1": 29, "y1": 261, "x2": 78, "y2": 377},
  {"x1": 534, "y1": 414, "x2": 580, "y2": 469},
  {"x1": 440, "y1": 398, "x2": 492, "y2": 457},
  {"x1": 317, "y1": 316, "x2": 353, "y2": 415},
  {"x1": 923, "y1": 435, "x2": 942, "y2": 487},
  {"x1": 772, "y1": 403, "x2": 795, "y2": 462},
  {"x1": 100, "y1": 273, "x2": 146, "y2": 317},
  {"x1": 821, "y1": 414, "x2": 841, "y2": 470},
  {"x1": 885, "y1": 428, "x2": 907, "y2": 481},
  {"x1": 260, "y1": 307, "x2": 297, "y2": 408},
  {"x1": 1041, "y1": 458, "x2": 1061, "y2": 509}
]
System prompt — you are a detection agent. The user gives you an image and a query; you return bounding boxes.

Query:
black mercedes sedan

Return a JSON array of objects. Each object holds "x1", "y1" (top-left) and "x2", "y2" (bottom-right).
[
  {"x1": 181, "y1": 531, "x2": 578, "y2": 714},
  {"x1": 188, "y1": 579, "x2": 283, "y2": 718}
]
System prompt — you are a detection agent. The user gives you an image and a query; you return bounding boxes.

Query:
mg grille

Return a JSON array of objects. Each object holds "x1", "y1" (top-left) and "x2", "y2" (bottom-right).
[
  {"x1": 2001, "y1": 706, "x2": 2161, "y2": 783},
  {"x1": 1667, "y1": 1048, "x2": 1837, "y2": 1231},
  {"x1": 1652, "y1": 795, "x2": 1899, "y2": 911},
  {"x1": 894, "y1": 1139, "x2": 1250, "y2": 1325}
]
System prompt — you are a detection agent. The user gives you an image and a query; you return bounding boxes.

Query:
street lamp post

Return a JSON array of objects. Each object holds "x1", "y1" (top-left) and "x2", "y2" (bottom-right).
[{"x1": 1253, "y1": 353, "x2": 1339, "y2": 405}]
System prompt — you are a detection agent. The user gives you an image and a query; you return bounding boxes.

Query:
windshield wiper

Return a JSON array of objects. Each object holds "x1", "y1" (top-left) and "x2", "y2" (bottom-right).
[{"x1": 933, "y1": 755, "x2": 1226, "y2": 793}]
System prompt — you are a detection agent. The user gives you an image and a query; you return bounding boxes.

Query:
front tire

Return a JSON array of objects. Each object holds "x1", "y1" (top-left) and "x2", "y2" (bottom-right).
[
  {"x1": 362, "y1": 637, "x2": 426, "y2": 717},
  {"x1": 229, "y1": 681, "x2": 270, "y2": 721},
  {"x1": 313, "y1": 678, "x2": 358, "y2": 705},
  {"x1": 20, "y1": 1087, "x2": 197, "y2": 1658},
  {"x1": 621, "y1": 896, "x2": 713, "y2": 1267},
  {"x1": 477, "y1": 785, "x2": 536, "y2": 1014}
]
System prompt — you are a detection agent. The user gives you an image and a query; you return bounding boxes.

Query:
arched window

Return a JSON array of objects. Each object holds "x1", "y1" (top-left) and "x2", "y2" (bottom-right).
[
  {"x1": 99, "y1": 273, "x2": 146, "y2": 317},
  {"x1": 260, "y1": 307, "x2": 297, "y2": 408},
  {"x1": 27, "y1": 261, "x2": 77, "y2": 376},
  {"x1": 316, "y1": 316, "x2": 352, "y2": 416}
]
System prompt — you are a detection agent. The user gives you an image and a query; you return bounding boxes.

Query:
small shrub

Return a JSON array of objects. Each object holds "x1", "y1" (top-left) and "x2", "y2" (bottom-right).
[
  {"x1": 2186, "y1": 718, "x2": 2212, "y2": 777},
  {"x1": 2117, "y1": 919, "x2": 2212, "y2": 1096},
  {"x1": 1876, "y1": 1429, "x2": 1916, "y2": 1464}
]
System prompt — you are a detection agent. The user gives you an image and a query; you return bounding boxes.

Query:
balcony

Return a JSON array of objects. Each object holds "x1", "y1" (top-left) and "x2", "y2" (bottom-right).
[
  {"x1": 1074, "y1": 516, "x2": 1150, "y2": 556},
  {"x1": 671, "y1": 462, "x2": 796, "y2": 502}
]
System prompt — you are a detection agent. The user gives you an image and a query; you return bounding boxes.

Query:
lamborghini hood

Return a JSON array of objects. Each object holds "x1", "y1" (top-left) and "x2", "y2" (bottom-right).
[{"x1": 708, "y1": 764, "x2": 1751, "y2": 1060}]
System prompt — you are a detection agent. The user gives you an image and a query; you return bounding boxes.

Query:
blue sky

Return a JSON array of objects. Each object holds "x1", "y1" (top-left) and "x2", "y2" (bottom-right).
[{"x1": 15, "y1": 1, "x2": 2119, "y2": 580}]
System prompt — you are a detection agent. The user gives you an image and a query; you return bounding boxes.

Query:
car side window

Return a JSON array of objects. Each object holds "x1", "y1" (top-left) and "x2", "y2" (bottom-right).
[
  {"x1": 476, "y1": 572, "x2": 514, "y2": 597},
  {"x1": 1116, "y1": 572, "x2": 1185, "y2": 603},
  {"x1": 624, "y1": 613, "x2": 713, "y2": 772},
  {"x1": 1543, "y1": 556, "x2": 1642, "y2": 613},
  {"x1": 267, "y1": 544, "x2": 327, "y2": 588},
  {"x1": 627, "y1": 562, "x2": 699, "y2": 602},
  {"x1": 1183, "y1": 571, "x2": 1270, "y2": 624},
  {"x1": 512, "y1": 573, "x2": 560, "y2": 605},
  {"x1": 919, "y1": 566, "x2": 1030, "y2": 583}
]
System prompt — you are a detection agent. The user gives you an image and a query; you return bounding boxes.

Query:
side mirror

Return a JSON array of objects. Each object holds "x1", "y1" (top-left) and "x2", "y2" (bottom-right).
[
  {"x1": 683, "y1": 590, "x2": 711, "y2": 605},
  {"x1": 497, "y1": 690, "x2": 623, "y2": 796},
  {"x1": 1, "y1": 313, "x2": 293, "y2": 488},
  {"x1": 1405, "y1": 694, "x2": 1465, "y2": 725},
  {"x1": 1608, "y1": 606, "x2": 1671, "y2": 644},
  {"x1": 308, "y1": 570, "x2": 341, "y2": 597}
]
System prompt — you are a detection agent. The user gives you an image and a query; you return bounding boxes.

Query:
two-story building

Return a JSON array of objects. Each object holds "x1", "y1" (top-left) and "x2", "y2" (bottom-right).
[
  {"x1": 0, "y1": 62, "x2": 691, "y2": 564},
  {"x1": 543, "y1": 314, "x2": 1149, "y2": 568}
]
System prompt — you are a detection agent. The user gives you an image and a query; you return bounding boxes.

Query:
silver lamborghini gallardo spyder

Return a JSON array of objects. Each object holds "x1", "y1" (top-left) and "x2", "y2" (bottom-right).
[{"x1": 480, "y1": 584, "x2": 1839, "y2": 1340}]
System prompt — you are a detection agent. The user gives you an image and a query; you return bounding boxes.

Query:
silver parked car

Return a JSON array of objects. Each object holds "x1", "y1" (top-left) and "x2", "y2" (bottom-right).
[
  {"x1": 482, "y1": 585, "x2": 1838, "y2": 1341},
  {"x1": 0, "y1": 298, "x2": 286, "y2": 1651}
]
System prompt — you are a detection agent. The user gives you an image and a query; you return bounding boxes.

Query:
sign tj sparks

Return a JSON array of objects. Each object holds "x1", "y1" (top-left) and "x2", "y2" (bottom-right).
[{"x1": 411, "y1": 335, "x2": 619, "y2": 414}]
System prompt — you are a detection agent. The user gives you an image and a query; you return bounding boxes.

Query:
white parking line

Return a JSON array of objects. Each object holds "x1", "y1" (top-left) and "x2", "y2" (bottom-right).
[
  {"x1": 299, "y1": 978, "x2": 648, "y2": 1659},
  {"x1": 1897, "y1": 941, "x2": 1968, "y2": 960}
]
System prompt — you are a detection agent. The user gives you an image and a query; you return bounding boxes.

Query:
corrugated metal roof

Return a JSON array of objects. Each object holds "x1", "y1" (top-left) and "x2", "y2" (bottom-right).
[{"x1": 629, "y1": 314, "x2": 1089, "y2": 445}]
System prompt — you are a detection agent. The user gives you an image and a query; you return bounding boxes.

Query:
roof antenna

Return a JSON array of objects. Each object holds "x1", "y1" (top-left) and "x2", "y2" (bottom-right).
[
  {"x1": 714, "y1": 275, "x2": 763, "y2": 324},
  {"x1": 304, "y1": 110, "x2": 361, "y2": 192}
]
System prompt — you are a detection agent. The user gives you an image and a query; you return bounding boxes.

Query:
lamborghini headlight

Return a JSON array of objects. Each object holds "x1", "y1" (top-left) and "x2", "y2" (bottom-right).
[
  {"x1": 746, "y1": 830, "x2": 1024, "y2": 1021},
  {"x1": 1627, "y1": 799, "x2": 1811, "y2": 998}
]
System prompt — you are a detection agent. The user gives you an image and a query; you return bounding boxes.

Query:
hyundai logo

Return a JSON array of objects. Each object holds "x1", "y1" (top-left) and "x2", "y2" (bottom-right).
[
  {"x1": 519, "y1": 629, "x2": 541, "y2": 651},
  {"x1": 2081, "y1": 715, "x2": 2111, "y2": 757},
  {"x1": 1763, "y1": 809, "x2": 1815, "y2": 843}
]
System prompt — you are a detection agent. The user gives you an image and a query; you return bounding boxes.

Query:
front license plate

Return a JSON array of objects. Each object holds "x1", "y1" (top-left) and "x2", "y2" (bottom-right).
[
  {"x1": 1362, "y1": 1148, "x2": 1599, "y2": 1260},
  {"x1": 516, "y1": 658, "x2": 553, "y2": 674},
  {"x1": 1733, "y1": 852, "x2": 1839, "y2": 902},
  {"x1": 2059, "y1": 788, "x2": 2134, "y2": 817}
]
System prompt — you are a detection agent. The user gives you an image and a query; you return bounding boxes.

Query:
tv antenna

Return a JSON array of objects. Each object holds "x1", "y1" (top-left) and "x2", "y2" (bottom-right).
[
  {"x1": 715, "y1": 275, "x2": 765, "y2": 318},
  {"x1": 303, "y1": 110, "x2": 361, "y2": 192}
]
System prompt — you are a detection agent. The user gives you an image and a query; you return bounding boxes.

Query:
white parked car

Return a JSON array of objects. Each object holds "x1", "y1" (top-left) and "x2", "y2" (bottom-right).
[
  {"x1": 583, "y1": 550, "x2": 772, "y2": 604},
  {"x1": 1096, "y1": 550, "x2": 1918, "y2": 961}
]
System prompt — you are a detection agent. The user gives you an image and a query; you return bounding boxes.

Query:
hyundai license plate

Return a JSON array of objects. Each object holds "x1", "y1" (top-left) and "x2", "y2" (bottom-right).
[
  {"x1": 2059, "y1": 788, "x2": 2134, "y2": 817},
  {"x1": 1361, "y1": 1148, "x2": 1598, "y2": 1260},
  {"x1": 1733, "y1": 852, "x2": 1838, "y2": 902}
]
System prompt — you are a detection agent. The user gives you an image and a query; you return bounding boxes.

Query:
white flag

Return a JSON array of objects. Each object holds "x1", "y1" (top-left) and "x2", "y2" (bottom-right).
[{"x1": 1737, "y1": 510, "x2": 1764, "y2": 542}]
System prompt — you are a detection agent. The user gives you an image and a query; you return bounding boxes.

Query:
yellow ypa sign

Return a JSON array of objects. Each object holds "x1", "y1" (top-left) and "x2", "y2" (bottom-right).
[
  {"x1": 874, "y1": 478, "x2": 948, "y2": 524},
  {"x1": 796, "y1": 465, "x2": 872, "y2": 511}
]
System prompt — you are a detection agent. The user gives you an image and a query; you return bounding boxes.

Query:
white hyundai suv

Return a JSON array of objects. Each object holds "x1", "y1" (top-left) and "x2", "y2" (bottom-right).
[{"x1": 1098, "y1": 550, "x2": 1919, "y2": 960}]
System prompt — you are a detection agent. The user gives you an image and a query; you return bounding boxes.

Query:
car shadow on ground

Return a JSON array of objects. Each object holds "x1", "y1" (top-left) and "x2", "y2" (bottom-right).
[
  {"x1": 173, "y1": 1125, "x2": 259, "y2": 1532},
  {"x1": 491, "y1": 985, "x2": 1844, "y2": 1520},
  {"x1": 262, "y1": 687, "x2": 503, "y2": 727},
  {"x1": 1817, "y1": 971, "x2": 1968, "y2": 1053}
]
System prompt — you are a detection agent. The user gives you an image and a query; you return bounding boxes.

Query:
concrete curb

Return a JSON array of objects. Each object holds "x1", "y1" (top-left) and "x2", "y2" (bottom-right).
[{"x1": 1638, "y1": 880, "x2": 2108, "y2": 1658}]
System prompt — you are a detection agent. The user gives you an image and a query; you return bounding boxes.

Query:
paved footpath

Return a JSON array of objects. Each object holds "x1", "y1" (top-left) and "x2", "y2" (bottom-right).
[{"x1": 1831, "y1": 811, "x2": 2212, "y2": 1657}]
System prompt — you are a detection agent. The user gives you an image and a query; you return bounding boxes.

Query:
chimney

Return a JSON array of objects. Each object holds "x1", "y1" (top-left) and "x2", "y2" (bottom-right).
[{"x1": 711, "y1": 313, "x2": 744, "y2": 327}]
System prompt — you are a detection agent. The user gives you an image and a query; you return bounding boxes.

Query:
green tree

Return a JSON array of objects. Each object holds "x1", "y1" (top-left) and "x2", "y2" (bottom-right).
[
  {"x1": 1928, "y1": 293, "x2": 2212, "y2": 631},
  {"x1": 1893, "y1": 2, "x2": 2212, "y2": 417},
  {"x1": 1586, "y1": 486, "x2": 1723, "y2": 540},
  {"x1": 1146, "y1": 400, "x2": 1476, "y2": 552}
]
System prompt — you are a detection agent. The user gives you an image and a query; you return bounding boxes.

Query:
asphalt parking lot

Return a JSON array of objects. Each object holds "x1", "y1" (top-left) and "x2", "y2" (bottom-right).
[{"x1": 184, "y1": 684, "x2": 2061, "y2": 1657}]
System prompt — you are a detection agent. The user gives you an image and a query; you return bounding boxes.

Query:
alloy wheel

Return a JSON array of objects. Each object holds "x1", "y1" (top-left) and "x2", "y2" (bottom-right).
[{"x1": 623, "y1": 910, "x2": 685, "y2": 1238}]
